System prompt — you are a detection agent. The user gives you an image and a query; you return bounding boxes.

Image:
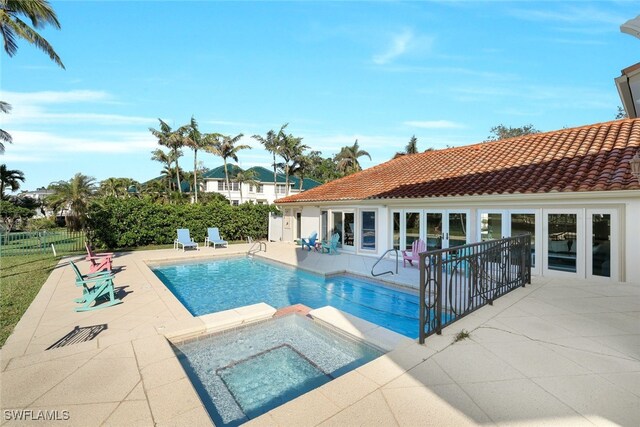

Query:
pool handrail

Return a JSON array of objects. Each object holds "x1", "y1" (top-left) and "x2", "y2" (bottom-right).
[
  {"x1": 371, "y1": 249, "x2": 399, "y2": 277},
  {"x1": 248, "y1": 240, "x2": 267, "y2": 256}
]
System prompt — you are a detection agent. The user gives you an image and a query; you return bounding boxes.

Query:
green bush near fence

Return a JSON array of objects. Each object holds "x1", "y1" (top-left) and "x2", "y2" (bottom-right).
[{"x1": 87, "y1": 197, "x2": 279, "y2": 249}]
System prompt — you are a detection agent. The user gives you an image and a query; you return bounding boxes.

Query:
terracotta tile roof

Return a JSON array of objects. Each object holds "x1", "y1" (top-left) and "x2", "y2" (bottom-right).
[{"x1": 276, "y1": 119, "x2": 640, "y2": 204}]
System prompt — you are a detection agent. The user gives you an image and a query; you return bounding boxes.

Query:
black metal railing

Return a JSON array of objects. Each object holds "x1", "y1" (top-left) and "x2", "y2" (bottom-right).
[{"x1": 418, "y1": 234, "x2": 531, "y2": 343}]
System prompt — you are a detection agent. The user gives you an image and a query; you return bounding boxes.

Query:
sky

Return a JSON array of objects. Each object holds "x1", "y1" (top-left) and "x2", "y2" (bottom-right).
[{"x1": 1, "y1": 1, "x2": 638, "y2": 191}]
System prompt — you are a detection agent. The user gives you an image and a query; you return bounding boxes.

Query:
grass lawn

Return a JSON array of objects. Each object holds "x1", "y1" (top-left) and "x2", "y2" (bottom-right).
[{"x1": 0, "y1": 253, "x2": 60, "y2": 347}]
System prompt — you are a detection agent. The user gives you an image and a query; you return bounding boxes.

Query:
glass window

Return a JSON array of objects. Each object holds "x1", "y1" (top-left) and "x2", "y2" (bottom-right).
[
  {"x1": 332, "y1": 211, "x2": 343, "y2": 247},
  {"x1": 548, "y1": 213, "x2": 577, "y2": 273},
  {"x1": 392, "y1": 212, "x2": 400, "y2": 250},
  {"x1": 405, "y1": 212, "x2": 420, "y2": 250},
  {"x1": 511, "y1": 213, "x2": 536, "y2": 267},
  {"x1": 480, "y1": 213, "x2": 502, "y2": 241},
  {"x1": 344, "y1": 212, "x2": 355, "y2": 247},
  {"x1": 232, "y1": 200, "x2": 239, "y2": 206},
  {"x1": 257, "y1": 184, "x2": 264, "y2": 193},
  {"x1": 448, "y1": 213, "x2": 467, "y2": 247},
  {"x1": 425, "y1": 212, "x2": 443, "y2": 251},
  {"x1": 249, "y1": 185, "x2": 254, "y2": 192},
  {"x1": 592, "y1": 214, "x2": 611, "y2": 277},
  {"x1": 361, "y1": 211, "x2": 376, "y2": 250},
  {"x1": 321, "y1": 211, "x2": 328, "y2": 242},
  {"x1": 217, "y1": 181, "x2": 224, "y2": 191}
]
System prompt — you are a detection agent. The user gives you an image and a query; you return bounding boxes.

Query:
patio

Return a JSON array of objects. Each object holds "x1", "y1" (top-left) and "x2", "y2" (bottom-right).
[{"x1": 1, "y1": 242, "x2": 639, "y2": 426}]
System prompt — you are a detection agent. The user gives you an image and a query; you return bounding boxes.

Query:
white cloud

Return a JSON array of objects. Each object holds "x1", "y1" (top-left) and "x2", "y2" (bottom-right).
[
  {"x1": 373, "y1": 30, "x2": 414, "y2": 65},
  {"x1": 372, "y1": 29, "x2": 434, "y2": 66},
  {"x1": 1, "y1": 89, "x2": 156, "y2": 127},
  {"x1": 1, "y1": 90, "x2": 112, "y2": 105},
  {"x1": 8, "y1": 130, "x2": 157, "y2": 155},
  {"x1": 403, "y1": 120, "x2": 465, "y2": 129}
]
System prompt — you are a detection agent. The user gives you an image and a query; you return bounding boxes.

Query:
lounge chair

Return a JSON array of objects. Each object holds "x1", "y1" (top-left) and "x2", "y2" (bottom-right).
[
  {"x1": 402, "y1": 239, "x2": 426, "y2": 267},
  {"x1": 204, "y1": 227, "x2": 228, "y2": 249},
  {"x1": 301, "y1": 232, "x2": 318, "y2": 251},
  {"x1": 69, "y1": 261, "x2": 121, "y2": 312},
  {"x1": 321, "y1": 233, "x2": 340, "y2": 255},
  {"x1": 175, "y1": 229, "x2": 199, "y2": 251}
]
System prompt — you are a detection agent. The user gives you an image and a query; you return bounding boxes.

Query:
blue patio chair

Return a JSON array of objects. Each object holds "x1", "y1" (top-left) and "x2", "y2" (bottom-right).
[
  {"x1": 205, "y1": 227, "x2": 228, "y2": 249},
  {"x1": 69, "y1": 261, "x2": 121, "y2": 312},
  {"x1": 321, "y1": 233, "x2": 340, "y2": 255},
  {"x1": 301, "y1": 231, "x2": 318, "y2": 251},
  {"x1": 175, "y1": 229, "x2": 199, "y2": 251}
]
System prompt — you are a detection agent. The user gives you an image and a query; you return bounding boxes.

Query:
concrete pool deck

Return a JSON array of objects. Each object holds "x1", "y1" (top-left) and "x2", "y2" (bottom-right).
[{"x1": 1, "y1": 242, "x2": 639, "y2": 426}]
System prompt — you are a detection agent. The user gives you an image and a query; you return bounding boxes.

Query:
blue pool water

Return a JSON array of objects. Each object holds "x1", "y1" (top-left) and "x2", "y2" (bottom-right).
[
  {"x1": 152, "y1": 257, "x2": 421, "y2": 338},
  {"x1": 175, "y1": 314, "x2": 382, "y2": 426}
]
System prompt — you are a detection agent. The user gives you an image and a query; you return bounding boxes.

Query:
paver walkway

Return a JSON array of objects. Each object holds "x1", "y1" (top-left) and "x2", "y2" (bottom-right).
[{"x1": 1, "y1": 242, "x2": 639, "y2": 426}]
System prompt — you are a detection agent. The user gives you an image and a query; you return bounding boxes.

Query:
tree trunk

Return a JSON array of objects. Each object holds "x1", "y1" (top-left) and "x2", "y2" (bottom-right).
[
  {"x1": 175, "y1": 153, "x2": 183, "y2": 194},
  {"x1": 193, "y1": 149, "x2": 198, "y2": 203},
  {"x1": 272, "y1": 153, "x2": 277, "y2": 200},
  {"x1": 224, "y1": 159, "x2": 232, "y2": 201},
  {"x1": 285, "y1": 164, "x2": 290, "y2": 196}
]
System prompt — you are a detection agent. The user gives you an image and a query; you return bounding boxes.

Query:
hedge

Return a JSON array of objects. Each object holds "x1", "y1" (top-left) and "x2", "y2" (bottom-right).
[{"x1": 86, "y1": 197, "x2": 279, "y2": 249}]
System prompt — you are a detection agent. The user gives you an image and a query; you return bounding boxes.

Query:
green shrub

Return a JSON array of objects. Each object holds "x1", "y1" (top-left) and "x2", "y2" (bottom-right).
[
  {"x1": 25, "y1": 217, "x2": 58, "y2": 231},
  {"x1": 86, "y1": 197, "x2": 279, "y2": 249}
]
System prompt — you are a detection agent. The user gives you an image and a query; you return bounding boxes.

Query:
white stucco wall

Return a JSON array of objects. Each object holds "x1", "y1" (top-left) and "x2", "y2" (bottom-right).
[
  {"x1": 278, "y1": 190, "x2": 640, "y2": 283},
  {"x1": 625, "y1": 199, "x2": 640, "y2": 283}
]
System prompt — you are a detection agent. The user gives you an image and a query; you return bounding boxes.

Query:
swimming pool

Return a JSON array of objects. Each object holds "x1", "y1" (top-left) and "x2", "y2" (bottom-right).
[
  {"x1": 174, "y1": 314, "x2": 382, "y2": 426},
  {"x1": 152, "y1": 257, "x2": 422, "y2": 338}
]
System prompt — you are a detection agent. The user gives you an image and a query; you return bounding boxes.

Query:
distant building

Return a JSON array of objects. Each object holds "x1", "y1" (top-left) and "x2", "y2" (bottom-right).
[
  {"x1": 201, "y1": 165, "x2": 321, "y2": 205},
  {"x1": 17, "y1": 188, "x2": 54, "y2": 218}
]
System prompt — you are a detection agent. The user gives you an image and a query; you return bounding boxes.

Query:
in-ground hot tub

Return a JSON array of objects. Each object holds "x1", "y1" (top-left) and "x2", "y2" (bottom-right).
[{"x1": 173, "y1": 314, "x2": 384, "y2": 426}]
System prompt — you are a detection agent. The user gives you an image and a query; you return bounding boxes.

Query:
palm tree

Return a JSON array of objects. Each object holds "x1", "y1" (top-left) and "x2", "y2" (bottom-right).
[
  {"x1": 0, "y1": 0, "x2": 65, "y2": 68},
  {"x1": 406, "y1": 135, "x2": 418, "y2": 154},
  {"x1": 233, "y1": 169, "x2": 260, "y2": 203},
  {"x1": 151, "y1": 148, "x2": 180, "y2": 192},
  {"x1": 209, "y1": 133, "x2": 250, "y2": 200},
  {"x1": 99, "y1": 177, "x2": 137, "y2": 198},
  {"x1": 252, "y1": 123, "x2": 288, "y2": 200},
  {"x1": 290, "y1": 154, "x2": 311, "y2": 191},
  {"x1": 0, "y1": 101, "x2": 12, "y2": 154},
  {"x1": 0, "y1": 164, "x2": 25, "y2": 199},
  {"x1": 393, "y1": 135, "x2": 419, "y2": 159},
  {"x1": 99, "y1": 177, "x2": 120, "y2": 197},
  {"x1": 47, "y1": 173, "x2": 96, "y2": 230},
  {"x1": 181, "y1": 117, "x2": 219, "y2": 203},
  {"x1": 149, "y1": 119, "x2": 185, "y2": 194},
  {"x1": 336, "y1": 140, "x2": 371, "y2": 175},
  {"x1": 278, "y1": 133, "x2": 308, "y2": 196}
]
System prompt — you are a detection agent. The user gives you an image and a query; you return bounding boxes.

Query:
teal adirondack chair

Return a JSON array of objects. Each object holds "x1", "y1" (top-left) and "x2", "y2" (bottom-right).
[
  {"x1": 321, "y1": 233, "x2": 340, "y2": 255},
  {"x1": 69, "y1": 261, "x2": 121, "y2": 312},
  {"x1": 301, "y1": 232, "x2": 318, "y2": 251}
]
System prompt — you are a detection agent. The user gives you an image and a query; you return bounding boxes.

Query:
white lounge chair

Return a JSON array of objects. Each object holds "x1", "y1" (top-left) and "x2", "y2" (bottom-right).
[
  {"x1": 205, "y1": 227, "x2": 228, "y2": 249},
  {"x1": 175, "y1": 229, "x2": 199, "y2": 251}
]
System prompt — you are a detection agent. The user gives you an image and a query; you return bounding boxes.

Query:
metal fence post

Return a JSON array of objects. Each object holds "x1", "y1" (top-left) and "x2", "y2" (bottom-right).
[
  {"x1": 435, "y1": 252, "x2": 443, "y2": 335},
  {"x1": 419, "y1": 254, "x2": 426, "y2": 344}
]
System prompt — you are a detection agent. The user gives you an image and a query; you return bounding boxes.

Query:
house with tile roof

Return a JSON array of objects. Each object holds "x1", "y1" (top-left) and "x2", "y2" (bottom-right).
[
  {"x1": 275, "y1": 119, "x2": 640, "y2": 283},
  {"x1": 201, "y1": 165, "x2": 321, "y2": 205}
]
